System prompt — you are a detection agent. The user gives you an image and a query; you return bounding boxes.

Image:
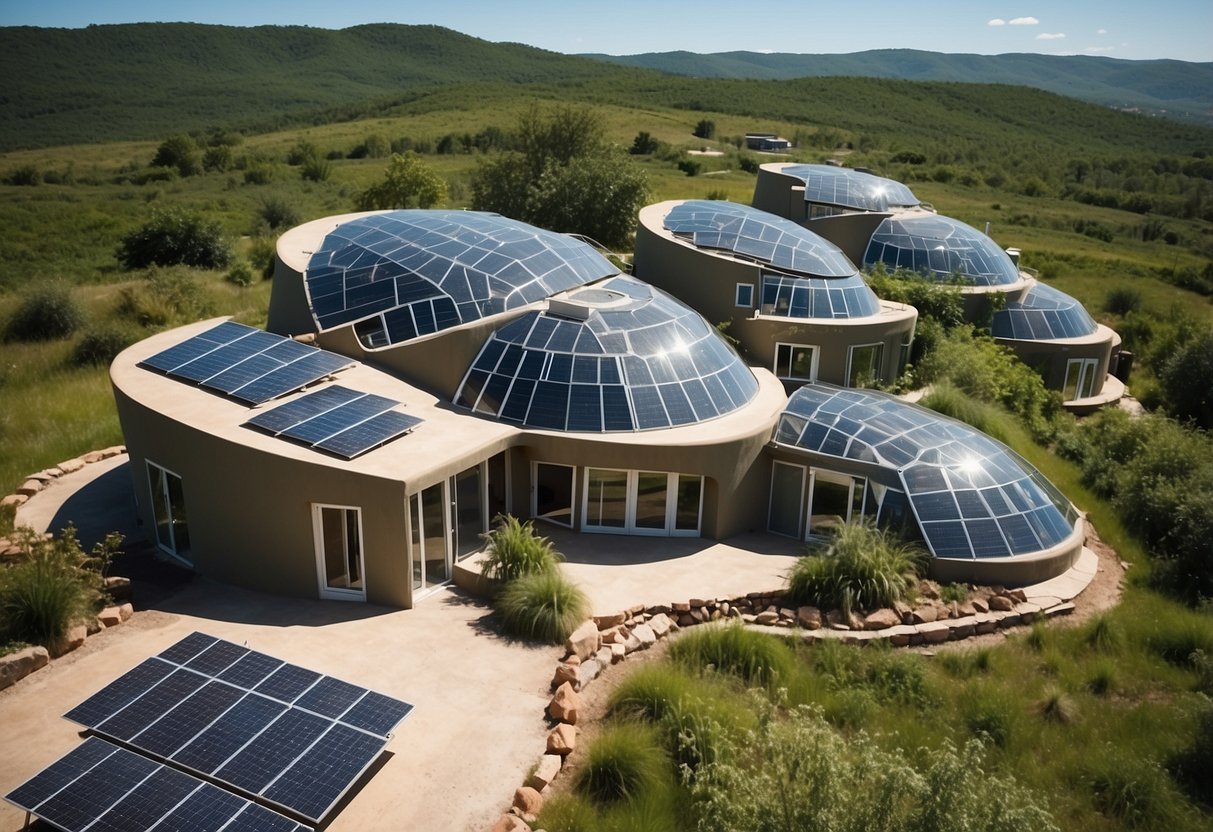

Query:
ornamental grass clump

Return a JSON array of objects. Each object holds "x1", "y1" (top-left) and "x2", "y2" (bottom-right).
[
  {"x1": 480, "y1": 514, "x2": 561, "y2": 582},
  {"x1": 495, "y1": 569, "x2": 588, "y2": 644},
  {"x1": 669, "y1": 623, "x2": 795, "y2": 688},
  {"x1": 577, "y1": 723, "x2": 667, "y2": 803},
  {"x1": 786, "y1": 522, "x2": 926, "y2": 615}
]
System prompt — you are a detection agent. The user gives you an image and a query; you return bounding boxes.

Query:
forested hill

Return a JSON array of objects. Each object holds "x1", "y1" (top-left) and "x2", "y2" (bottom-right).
[
  {"x1": 0, "y1": 23, "x2": 637, "y2": 150},
  {"x1": 581, "y1": 49, "x2": 1213, "y2": 126}
]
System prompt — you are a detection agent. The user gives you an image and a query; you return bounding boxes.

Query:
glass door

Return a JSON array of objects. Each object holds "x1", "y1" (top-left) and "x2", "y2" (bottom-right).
[
  {"x1": 584, "y1": 468, "x2": 628, "y2": 530},
  {"x1": 534, "y1": 462, "x2": 575, "y2": 527},
  {"x1": 313, "y1": 504, "x2": 365, "y2": 601},
  {"x1": 410, "y1": 481, "x2": 452, "y2": 594},
  {"x1": 582, "y1": 469, "x2": 703, "y2": 536},
  {"x1": 807, "y1": 470, "x2": 866, "y2": 537},
  {"x1": 453, "y1": 465, "x2": 484, "y2": 560},
  {"x1": 148, "y1": 461, "x2": 191, "y2": 564},
  {"x1": 769, "y1": 461, "x2": 805, "y2": 538},
  {"x1": 633, "y1": 471, "x2": 669, "y2": 533}
]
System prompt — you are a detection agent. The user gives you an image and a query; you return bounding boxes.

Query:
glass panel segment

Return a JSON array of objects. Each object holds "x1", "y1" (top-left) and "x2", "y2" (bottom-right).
[
  {"x1": 585, "y1": 469, "x2": 627, "y2": 529},
  {"x1": 768, "y1": 462, "x2": 804, "y2": 538},
  {"x1": 634, "y1": 472, "x2": 669, "y2": 530},
  {"x1": 675, "y1": 475, "x2": 702, "y2": 532},
  {"x1": 454, "y1": 466, "x2": 484, "y2": 560},
  {"x1": 422, "y1": 484, "x2": 447, "y2": 587}
]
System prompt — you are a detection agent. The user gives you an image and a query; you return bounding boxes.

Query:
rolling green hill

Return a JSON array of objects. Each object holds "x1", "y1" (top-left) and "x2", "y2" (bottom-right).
[{"x1": 581, "y1": 49, "x2": 1213, "y2": 126}]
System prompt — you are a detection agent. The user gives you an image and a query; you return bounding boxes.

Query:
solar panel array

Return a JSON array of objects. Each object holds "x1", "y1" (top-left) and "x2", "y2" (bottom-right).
[
  {"x1": 781, "y1": 164, "x2": 920, "y2": 212},
  {"x1": 6, "y1": 737, "x2": 306, "y2": 832},
  {"x1": 776, "y1": 384, "x2": 1078, "y2": 560},
  {"x1": 141, "y1": 321, "x2": 352, "y2": 405},
  {"x1": 991, "y1": 281, "x2": 1098, "y2": 341},
  {"x1": 304, "y1": 211, "x2": 618, "y2": 349},
  {"x1": 760, "y1": 273, "x2": 882, "y2": 319},
  {"x1": 863, "y1": 214, "x2": 1021, "y2": 287},
  {"x1": 245, "y1": 385, "x2": 422, "y2": 460},
  {"x1": 455, "y1": 276, "x2": 759, "y2": 432},
  {"x1": 17, "y1": 631, "x2": 413, "y2": 827},
  {"x1": 662, "y1": 200, "x2": 857, "y2": 278}
]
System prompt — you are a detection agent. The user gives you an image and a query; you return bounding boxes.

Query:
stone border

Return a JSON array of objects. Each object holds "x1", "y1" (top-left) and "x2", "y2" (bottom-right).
[{"x1": 0, "y1": 445, "x2": 127, "y2": 526}]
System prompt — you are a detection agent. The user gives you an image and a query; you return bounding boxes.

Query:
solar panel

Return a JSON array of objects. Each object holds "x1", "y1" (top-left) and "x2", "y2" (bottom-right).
[
  {"x1": 140, "y1": 321, "x2": 354, "y2": 405},
  {"x1": 4, "y1": 737, "x2": 307, "y2": 832},
  {"x1": 245, "y1": 386, "x2": 424, "y2": 459},
  {"x1": 59, "y1": 632, "x2": 414, "y2": 824}
]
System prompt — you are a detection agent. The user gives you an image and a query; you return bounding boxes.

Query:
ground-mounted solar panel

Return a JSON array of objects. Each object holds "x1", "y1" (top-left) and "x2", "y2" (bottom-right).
[
  {"x1": 58, "y1": 632, "x2": 414, "y2": 825},
  {"x1": 4, "y1": 737, "x2": 307, "y2": 832},
  {"x1": 140, "y1": 321, "x2": 354, "y2": 405},
  {"x1": 245, "y1": 385, "x2": 424, "y2": 459}
]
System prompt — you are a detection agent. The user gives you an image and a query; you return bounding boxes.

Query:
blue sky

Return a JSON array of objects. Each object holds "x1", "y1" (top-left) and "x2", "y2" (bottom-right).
[{"x1": 4, "y1": 1, "x2": 1210, "y2": 62}]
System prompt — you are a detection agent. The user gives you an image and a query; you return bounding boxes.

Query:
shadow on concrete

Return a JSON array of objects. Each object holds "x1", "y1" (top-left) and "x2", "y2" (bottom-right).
[
  {"x1": 144, "y1": 576, "x2": 401, "y2": 628},
  {"x1": 44, "y1": 462, "x2": 142, "y2": 551},
  {"x1": 547, "y1": 526, "x2": 804, "y2": 566}
]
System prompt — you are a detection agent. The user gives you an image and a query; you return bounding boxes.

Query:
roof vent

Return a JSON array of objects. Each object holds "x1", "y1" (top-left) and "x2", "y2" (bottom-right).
[
  {"x1": 546, "y1": 298, "x2": 592, "y2": 321},
  {"x1": 1006, "y1": 247, "x2": 1021, "y2": 267}
]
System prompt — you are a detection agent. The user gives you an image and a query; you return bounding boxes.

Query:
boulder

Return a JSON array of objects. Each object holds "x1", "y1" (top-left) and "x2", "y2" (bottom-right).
[
  {"x1": 863, "y1": 608, "x2": 901, "y2": 631},
  {"x1": 610, "y1": 643, "x2": 626, "y2": 663},
  {"x1": 57, "y1": 458, "x2": 85, "y2": 475},
  {"x1": 552, "y1": 663, "x2": 579, "y2": 690},
  {"x1": 565, "y1": 620, "x2": 600, "y2": 661},
  {"x1": 1046, "y1": 601, "x2": 1076, "y2": 618},
  {"x1": 797, "y1": 606, "x2": 822, "y2": 629},
  {"x1": 118, "y1": 603, "x2": 133, "y2": 622},
  {"x1": 0, "y1": 646, "x2": 50, "y2": 691},
  {"x1": 564, "y1": 654, "x2": 582, "y2": 666},
  {"x1": 671, "y1": 601, "x2": 691, "y2": 612},
  {"x1": 911, "y1": 605, "x2": 938, "y2": 624},
  {"x1": 512, "y1": 786, "x2": 543, "y2": 820},
  {"x1": 548, "y1": 682, "x2": 580, "y2": 724},
  {"x1": 593, "y1": 612, "x2": 626, "y2": 629},
  {"x1": 1008, "y1": 588, "x2": 1028, "y2": 603},
  {"x1": 958, "y1": 601, "x2": 976, "y2": 617},
  {"x1": 824, "y1": 609, "x2": 849, "y2": 630},
  {"x1": 885, "y1": 624, "x2": 918, "y2": 647},
  {"x1": 491, "y1": 813, "x2": 531, "y2": 832},
  {"x1": 547, "y1": 723, "x2": 576, "y2": 755},
  {"x1": 971, "y1": 597, "x2": 989, "y2": 613},
  {"x1": 632, "y1": 623, "x2": 657, "y2": 649},
  {"x1": 99, "y1": 445, "x2": 126, "y2": 459},
  {"x1": 575, "y1": 659, "x2": 601, "y2": 691},
  {"x1": 892, "y1": 600, "x2": 913, "y2": 623},
  {"x1": 595, "y1": 646, "x2": 614, "y2": 666},
  {"x1": 648, "y1": 612, "x2": 673, "y2": 638},
  {"x1": 82, "y1": 451, "x2": 105, "y2": 464},
  {"x1": 104, "y1": 576, "x2": 132, "y2": 604},
  {"x1": 754, "y1": 610, "x2": 779, "y2": 625},
  {"x1": 988, "y1": 595, "x2": 1014, "y2": 612},
  {"x1": 50, "y1": 624, "x2": 87, "y2": 658},
  {"x1": 527, "y1": 754, "x2": 563, "y2": 791},
  {"x1": 0, "y1": 493, "x2": 28, "y2": 510},
  {"x1": 16, "y1": 480, "x2": 42, "y2": 497},
  {"x1": 918, "y1": 621, "x2": 951, "y2": 643},
  {"x1": 98, "y1": 606, "x2": 122, "y2": 628},
  {"x1": 623, "y1": 633, "x2": 642, "y2": 653}
]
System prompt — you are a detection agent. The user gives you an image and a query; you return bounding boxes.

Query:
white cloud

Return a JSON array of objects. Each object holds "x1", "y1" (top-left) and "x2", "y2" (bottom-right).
[
  {"x1": 1037, "y1": 32, "x2": 1066, "y2": 40},
  {"x1": 988, "y1": 18, "x2": 1006, "y2": 26},
  {"x1": 1084, "y1": 45, "x2": 1115, "y2": 53},
  {"x1": 1096, "y1": 28, "x2": 1107, "y2": 34},
  {"x1": 1009, "y1": 16, "x2": 1040, "y2": 25}
]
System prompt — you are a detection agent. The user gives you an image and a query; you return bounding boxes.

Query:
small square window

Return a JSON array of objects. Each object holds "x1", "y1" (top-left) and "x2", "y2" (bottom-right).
[{"x1": 735, "y1": 283, "x2": 754, "y2": 307}]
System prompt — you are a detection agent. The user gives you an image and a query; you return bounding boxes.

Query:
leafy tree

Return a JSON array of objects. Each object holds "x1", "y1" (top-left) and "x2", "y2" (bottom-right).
[
  {"x1": 116, "y1": 210, "x2": 232, "y2": 270},
  {"x1": 693, "y1": 119, "x2": 716, "y2": 140},
  {"x1": 201, "y1": 145, "x2": 233, "y2": 172},
  {"x1": 152, "y1": 134, "x2": 201, "y2": 177},
  {"x1": 355, "y1": 152, "x2": 447, "y2": 211},
  {"x1": 1158, "y1": 329, "x2": 1213, "y2": 429},
  {"x1": 630, "y1": 131, "x2": 659, "y2": 155},
  {"x1": 677, "y1": 159, "x2": 702, "y2": 177},
  {"x1": 471, "y1": 105, "x2": 648, "y2": 248}
]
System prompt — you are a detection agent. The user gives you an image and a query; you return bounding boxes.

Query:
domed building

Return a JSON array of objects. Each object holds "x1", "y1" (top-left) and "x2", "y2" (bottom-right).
[
  {"x1": 110, "y1": 209, "x2": 1085, "y2": 607},
  {"x1": 753, "y1": 162, "x2": 1124, "y2": 410}
]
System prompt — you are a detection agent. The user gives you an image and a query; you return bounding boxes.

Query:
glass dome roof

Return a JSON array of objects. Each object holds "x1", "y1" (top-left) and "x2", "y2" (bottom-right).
[
  {"x1": 663, "y1": 200, "x2": 856, "y2": 277},
  {"x1": 455, "y1": 276, "x2": 760, "y2": 432},
  {"x1": 760, "y1": 273, "x2": 882, "y2": 319},
  {"x1": 304, "y1": 211, "x2": 618, "y2": 348},
  {"x1": 781, "y1": 164, "x2": 920, "y2": 212},
  {"x1": 862, "y1": 214, "x2": 1021, "y2": 286},
  {"x1": 991, "y1": 282, "x2": 1098, "y2": 341},
  {"x1": 775, "y1": 384, "x2": 1078, "y2": 560}
]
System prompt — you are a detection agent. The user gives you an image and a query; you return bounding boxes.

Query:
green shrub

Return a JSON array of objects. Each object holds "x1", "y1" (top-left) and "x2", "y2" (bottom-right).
[
  {"x1": 116, "y1": 209, "x2": 232, "y2": 270},
  {"x1": 246, "y1": 236, "x2": 278, "y2": 279},
  {"x1": 356, "y1": 152, "x2": 446, "y2": 210},
  {"x1": 5, "y1": 282, "x2": 84, "y2": 342},
  {"x1": 938, "y1": 582, "x2": 968, "y2": 604},
  {"x1": 1035, "y1": 686, "x2": 1076, "y2": 724},
  {"x1": 70, "y1": 323, "x2": 141, "y2": 367},
  {"x1": 1085, "y1": 659, "x2": 1117, "y2": 695},
  {"x1": 257, "y1": 198, "x2": 300, "y2": 231},
  {"x1": 577, "y1": 723, "x2": 666, "y2": 803},
  {"x1": 480, "y1": 515, "x2": 560, "y2": 582},
  {"x1": 669, "y1": 624, "x2": 794, "y2": 688},
  {"x1": 225, "y1": 261, "x2": 255, "y2": 287},
  {"x1": 495, "y1": 569, "x2": 588, "y2": 643},
  {"x1": 609, "y1": 664, "x2": 701, "y2": 723},
  {"x1": 1084, "y1": 613, "x2": 1125, "y2": 653},
  {"x1": 919, "y1": 383, "x2": 1010, "y2": 442},
  {"x1": 1105, "y1": 286, "x2": 1143, "y2": 315},
  {"x1": 115, "y1": 267, "x2": 215, "y2": 327},
  {"x1": 1169, "y1": 705, "x2": 1213, "y2": 807},
  {"x1": 0, "y1": 525, "x2": 118, "y2": 646},
  {"x1": 1087, "y1": 754, "x2": 1181, "y2": 828},
  {"x1": 863, "y1": 648, "x2": 932, "y2": 707},
  {"x1": 938, "y1": 647, "x2": 996, "y2": 679},
  {"x1": 963, "y1": 686, "x2": 1019, "y2": 747},
  {"x1": 786, "y1": 522, "x2": 925, "y2": 615}
]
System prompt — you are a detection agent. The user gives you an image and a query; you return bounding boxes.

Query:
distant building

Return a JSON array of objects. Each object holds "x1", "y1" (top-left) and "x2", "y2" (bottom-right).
[
  {"x1": 745, "y1": 132, "x2": 792, "y2": 151},
  {"x1": 754, "y1": 162, "x2": 1125, "y2": 411}
]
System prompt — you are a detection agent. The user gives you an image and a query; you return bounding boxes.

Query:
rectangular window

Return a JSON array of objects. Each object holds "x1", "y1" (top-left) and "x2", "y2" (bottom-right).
[
  {"x1": 1063, "y1": 358, "x2": 1099, "y2": 401},
  {"x1": 847, "y1": 343, "x2": 884, "y2": 388},
  {"x1": 582, "y1": 469, "x2": 702, "y2": 536},
  {"x1": 768, "y1": 461, "x2": 806, "y2": 538},
  {"x1": 585, "y1": 468, "x2": 628, "y2": 529},
  {"x1": 147, "y1": 462, "x2": 190, "y2": 564},
  {"x1": 534, "y1": 462, "x2": 575, "y2": 527},
  {"x1": 313, "y1": 504, "x2": 364, "y2": 601},
  {"x1": 735, "y1": 283, "x2": 754, "y2": 308},
  {"x1": 774, "y1": 343, "x2": 818, "y2": 382}
]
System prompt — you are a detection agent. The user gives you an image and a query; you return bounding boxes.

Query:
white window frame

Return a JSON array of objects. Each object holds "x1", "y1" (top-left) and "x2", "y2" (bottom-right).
[
  {"x1": 806, "y1": 470, "x2": 867, "y2": 540},
  {"x1": 146, "y1": 461, "x2": 191, "y2": 567},
  {"x1": 312, "y1": 503, "x2": 367, "y2": 602},
  {"x1": 846, "y1": 342, "x2": 885, "y2": 387},
  {"x1": 1063, "y1": 358, "x2": 1099, "y2": 401},
  {"x1": 735, "y1": 282, "x2": 755, "y2": 308},
  {"x1": 581, "y1": 469, "x2": 702, "y2": 537},
  {"x1": 774, "y1": 342, "x2": 819, "y2": 382}
]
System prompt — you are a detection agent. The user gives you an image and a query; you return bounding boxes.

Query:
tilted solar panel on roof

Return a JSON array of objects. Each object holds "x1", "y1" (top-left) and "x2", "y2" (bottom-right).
[
  {"x1": 58, "y1": 632, "x2": 414, "y2": 825},
  {"x1": 140, "y1": 321, "x2": 354, "y2": 405},
  {"x1": 245, "y1": 385, "x2": 423, "y2": 459}
]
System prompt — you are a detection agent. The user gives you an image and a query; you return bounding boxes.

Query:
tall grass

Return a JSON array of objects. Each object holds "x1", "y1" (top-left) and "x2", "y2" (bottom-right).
[
  {"x1": 0, "y1": 526, "x2": 108, "y2": 645},
  {"x1": 480, "y1": 514, "x2": 561, "y2": 582},
  {"x1": 577, "y1": 723, "x2": 667, "y2": 804},
  {"x1": 786, "y1": 522, "x2": 925, "y2": 615},
  {"x1": 669, "y1": 624, "x2": 794, "y2": 688},
  {"x1": 494, "y1": 569, "x2": 588, "y2": 644}
]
